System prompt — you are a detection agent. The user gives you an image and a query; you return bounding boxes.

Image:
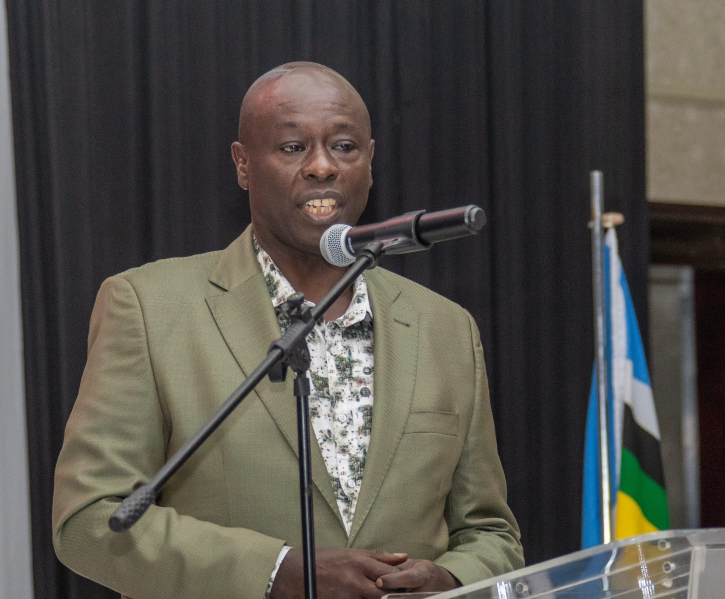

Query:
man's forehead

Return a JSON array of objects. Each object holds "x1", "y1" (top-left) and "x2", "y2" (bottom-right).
[
  {"x1": 238, "y1": 65, "x2": 370, "y2": 142},
  {"x1": 255, "y1": 70, "x2": 358, "y2": 110},
  {"x1": 273, "y1": 116, "x2": 364, "y2": 135}
]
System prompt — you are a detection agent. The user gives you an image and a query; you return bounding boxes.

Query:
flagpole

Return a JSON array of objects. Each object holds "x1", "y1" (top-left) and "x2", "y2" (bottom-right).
[{"x1": 590, "y1": 170, "x2": 612, "y2": 544}]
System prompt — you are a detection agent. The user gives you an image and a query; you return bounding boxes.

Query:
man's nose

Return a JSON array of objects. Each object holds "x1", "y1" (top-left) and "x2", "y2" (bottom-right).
[{"x1": 302, "y1": 145, "x2": 339, "y2": 181}]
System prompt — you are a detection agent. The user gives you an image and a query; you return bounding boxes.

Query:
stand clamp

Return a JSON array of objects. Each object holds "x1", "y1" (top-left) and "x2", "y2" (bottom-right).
[{"x1": 268, "y1": 293, "x2": 315, "y2": 382}]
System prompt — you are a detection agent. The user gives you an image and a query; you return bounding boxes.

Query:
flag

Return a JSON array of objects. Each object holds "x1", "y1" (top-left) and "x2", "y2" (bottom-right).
[{"x1": 581, "y1": 228, "x2": 669, "y2": 548}]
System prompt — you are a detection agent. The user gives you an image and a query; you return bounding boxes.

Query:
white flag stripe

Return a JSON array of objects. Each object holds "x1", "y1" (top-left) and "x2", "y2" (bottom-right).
[{"x1": 628, "y1": 377, "x2": 661, "y2": 440}]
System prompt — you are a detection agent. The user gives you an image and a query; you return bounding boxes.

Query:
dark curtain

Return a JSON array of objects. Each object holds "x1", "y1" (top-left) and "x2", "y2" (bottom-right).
[{"x1": 7, "y1": 1, "x2": 647, "y2": 597}]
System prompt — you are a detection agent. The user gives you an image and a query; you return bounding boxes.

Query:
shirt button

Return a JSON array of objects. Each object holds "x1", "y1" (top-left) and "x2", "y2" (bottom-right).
[{"x1": 346, "y1": 479, "x2": 356, "y2": 489}]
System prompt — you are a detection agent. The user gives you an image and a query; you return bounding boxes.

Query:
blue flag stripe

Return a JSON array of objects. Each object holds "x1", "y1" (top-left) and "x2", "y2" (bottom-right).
[
  {"x1": 619, "y1": 270, "x2": 650, "y2": 386},
  {"x1": 581, "y1": 373, "x2": 603, "y2": 548}
]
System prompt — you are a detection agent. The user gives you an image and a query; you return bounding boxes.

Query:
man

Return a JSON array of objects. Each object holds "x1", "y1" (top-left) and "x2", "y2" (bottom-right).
[{"x1": 53, "y1": 62, "x2": 523, "y2": 599}]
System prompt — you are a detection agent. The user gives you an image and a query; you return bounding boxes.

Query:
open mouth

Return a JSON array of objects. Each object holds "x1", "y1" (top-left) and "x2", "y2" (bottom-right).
[{"x1": 302, "y1": 198, "x2": 338, "y2": 216}]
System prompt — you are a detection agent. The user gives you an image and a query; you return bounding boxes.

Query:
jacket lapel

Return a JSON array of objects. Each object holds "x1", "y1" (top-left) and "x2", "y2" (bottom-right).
[
  {"x1": 348, "y1": 271, "x2": 418, "y2": 545},
  {"x1": 205, "y1": 227, "x2": 341, "y2": 523}
]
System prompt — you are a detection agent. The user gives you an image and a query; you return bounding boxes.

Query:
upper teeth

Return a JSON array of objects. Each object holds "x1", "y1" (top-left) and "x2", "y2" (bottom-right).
[
  {"x1": 304, "y1": 198, "x2": 337, "y2": 215},
  {"x1": 305, "y1": 199, "x2": 337, "y2": 208}
]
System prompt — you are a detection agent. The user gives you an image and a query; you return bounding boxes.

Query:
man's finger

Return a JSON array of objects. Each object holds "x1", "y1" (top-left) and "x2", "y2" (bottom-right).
[
  {"x1": 376, "y1": 566, "x2": 428, "y2": 590},
  {"x1": 359, "y1": 556, "x2": 403, "y2": 581},
  {"x1": 364, "y1": 549, "x2": 408, "y2": 565}
]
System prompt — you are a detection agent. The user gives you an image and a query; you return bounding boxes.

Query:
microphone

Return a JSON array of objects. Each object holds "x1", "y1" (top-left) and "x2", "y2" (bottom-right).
[{"x1": 320, "y1": 205, "x2": 486, "y2": 266}]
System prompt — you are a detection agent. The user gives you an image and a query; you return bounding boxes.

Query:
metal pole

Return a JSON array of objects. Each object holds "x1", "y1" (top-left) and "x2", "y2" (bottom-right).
[
  {"x1": 590, "y1": 170, "x2": 612, "y2": 544},
  {"x1": 295, "y1": 377, "x2": 318, "y2": 599}
]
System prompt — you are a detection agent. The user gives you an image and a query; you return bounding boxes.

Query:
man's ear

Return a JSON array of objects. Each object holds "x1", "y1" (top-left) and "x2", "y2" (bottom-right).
[
  {"x1": 368, "y1": 139, "x2": 375, "y2": 188},
  {"x1": 231, "y1": 142, "x2": 249, "y2": 190}
]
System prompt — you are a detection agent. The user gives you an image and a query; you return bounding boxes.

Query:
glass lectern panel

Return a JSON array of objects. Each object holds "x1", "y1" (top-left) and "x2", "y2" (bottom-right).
[{"x1": 389, "y1": 529, "x2": 725, "y2": 599}]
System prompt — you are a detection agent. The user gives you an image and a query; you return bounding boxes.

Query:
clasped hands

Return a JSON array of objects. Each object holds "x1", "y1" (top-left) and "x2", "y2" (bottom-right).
[{"x1": 270, "y1": 547, "x2": 459, "y2": 599}]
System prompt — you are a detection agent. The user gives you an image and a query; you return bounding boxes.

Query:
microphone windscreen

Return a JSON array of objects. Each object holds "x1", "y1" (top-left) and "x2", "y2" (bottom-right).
[{"x1": 320, "y1": 224, "x2": 355, "y2": 266}]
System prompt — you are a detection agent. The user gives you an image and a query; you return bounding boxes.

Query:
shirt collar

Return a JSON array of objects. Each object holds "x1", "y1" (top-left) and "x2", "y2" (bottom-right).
[{"x1": 254, "y1": 235, "x2": 372, "y2": 327}]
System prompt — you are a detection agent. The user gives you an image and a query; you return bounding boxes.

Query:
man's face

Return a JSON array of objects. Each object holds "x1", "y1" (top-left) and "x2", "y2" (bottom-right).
[{"x1": 232, "y1": 70, "x2": 374, "y2": 259}]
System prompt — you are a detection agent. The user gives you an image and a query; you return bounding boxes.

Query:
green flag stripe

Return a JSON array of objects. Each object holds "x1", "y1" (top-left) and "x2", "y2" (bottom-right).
[{"x1": 619, "y1": 447, "x2": 670, "y2": 529}]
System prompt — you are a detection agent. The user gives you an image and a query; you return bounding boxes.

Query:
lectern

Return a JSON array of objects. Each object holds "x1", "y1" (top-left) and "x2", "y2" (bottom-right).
[{"x1": 387, "y1": 529, "x2": 725, "y2": 599}]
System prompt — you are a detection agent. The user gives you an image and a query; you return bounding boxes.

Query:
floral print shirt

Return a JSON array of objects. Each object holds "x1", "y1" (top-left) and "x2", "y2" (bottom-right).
[{"x1": 255, "y1": 239, "x2": 374, "y2": 535}]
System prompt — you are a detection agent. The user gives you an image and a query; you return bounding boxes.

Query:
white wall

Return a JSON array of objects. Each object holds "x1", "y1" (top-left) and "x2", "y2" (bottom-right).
[
  {"x1": 0, "y1": 2, "x2": 34, "y2": 598},
  {"x1": 646, "y1": 0, "x2": 725, "y2": 206}
]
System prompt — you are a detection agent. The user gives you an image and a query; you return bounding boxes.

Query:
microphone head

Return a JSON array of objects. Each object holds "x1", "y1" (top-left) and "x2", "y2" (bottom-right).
[{"x1": 320, "y1": 224, "x2": 355, "y2": 266}]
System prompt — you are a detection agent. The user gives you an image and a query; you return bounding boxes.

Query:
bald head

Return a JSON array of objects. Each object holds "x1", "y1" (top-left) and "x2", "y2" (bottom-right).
[
  {"x1": 229, "y1": 60, "x2": 375, "y2": 263},
  {"x1": 237, "y1": 62, "x2": 370, "y2": 144}
]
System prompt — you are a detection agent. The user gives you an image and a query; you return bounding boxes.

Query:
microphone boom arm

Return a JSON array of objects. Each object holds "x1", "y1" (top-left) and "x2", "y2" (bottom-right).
[{"x1": 347, "y1": 209, "x2": 428, "y2": 254}]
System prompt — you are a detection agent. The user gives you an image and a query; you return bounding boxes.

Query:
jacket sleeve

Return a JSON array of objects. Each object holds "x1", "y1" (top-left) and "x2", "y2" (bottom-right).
[
  {"x1": 433, "y1": 314, "x2": 525, "y2": 585},
  {"x1": 52, "y1": 275, "x2": 284, "y2": 599}
]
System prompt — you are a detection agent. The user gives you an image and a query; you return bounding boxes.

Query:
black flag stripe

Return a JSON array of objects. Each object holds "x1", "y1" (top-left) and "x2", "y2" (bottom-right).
[{"x1": 621, "y1": 404, "x2": 665, "y2": 487}]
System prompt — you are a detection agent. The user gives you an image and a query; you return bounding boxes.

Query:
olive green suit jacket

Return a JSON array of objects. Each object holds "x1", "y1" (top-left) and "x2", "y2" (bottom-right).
[{"x1": 53, "y1": 226, "x2": 523, "y2": 599}]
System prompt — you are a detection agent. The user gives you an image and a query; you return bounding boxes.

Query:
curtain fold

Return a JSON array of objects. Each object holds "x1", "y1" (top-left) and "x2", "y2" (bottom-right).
[{"x1": 7, "y1": 1, "x2": 647, "y2": 597}]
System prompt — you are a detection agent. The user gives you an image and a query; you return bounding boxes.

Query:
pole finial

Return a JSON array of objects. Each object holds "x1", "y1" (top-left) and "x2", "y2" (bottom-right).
[{"x1": 602, "y1": 212, "x2": 625, "y2": 228}]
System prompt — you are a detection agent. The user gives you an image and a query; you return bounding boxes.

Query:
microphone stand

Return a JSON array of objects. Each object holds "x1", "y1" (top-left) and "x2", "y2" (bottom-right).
[{"x1": 109, "y1": 242, "x2": 385, "y2": 599}]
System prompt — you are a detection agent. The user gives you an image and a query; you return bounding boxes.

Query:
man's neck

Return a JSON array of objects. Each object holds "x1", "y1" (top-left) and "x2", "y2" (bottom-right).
[{"x1": 258, "y1": 238, "x2": 353, "y2": 322}]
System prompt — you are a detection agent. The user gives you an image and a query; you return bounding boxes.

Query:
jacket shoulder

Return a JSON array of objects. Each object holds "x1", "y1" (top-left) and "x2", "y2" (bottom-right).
[
  {"x1": 368, "y1": 267, "x2": 472, "y2": 321},
  {"x1": 110, "y1": 250, "x2": 223, "y2": 295},
  {"x1": 89, "y1": 252, "x2": 226, "y2": 317}
]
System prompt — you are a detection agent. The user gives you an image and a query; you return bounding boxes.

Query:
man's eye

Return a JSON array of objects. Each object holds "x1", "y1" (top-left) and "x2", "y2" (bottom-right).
[
  {"x1": 281, "y1": 144, "x2": 304, "y2": 153},
  {"x1": 333, "y1": 142, "x2": 356, "y2": 152}
]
